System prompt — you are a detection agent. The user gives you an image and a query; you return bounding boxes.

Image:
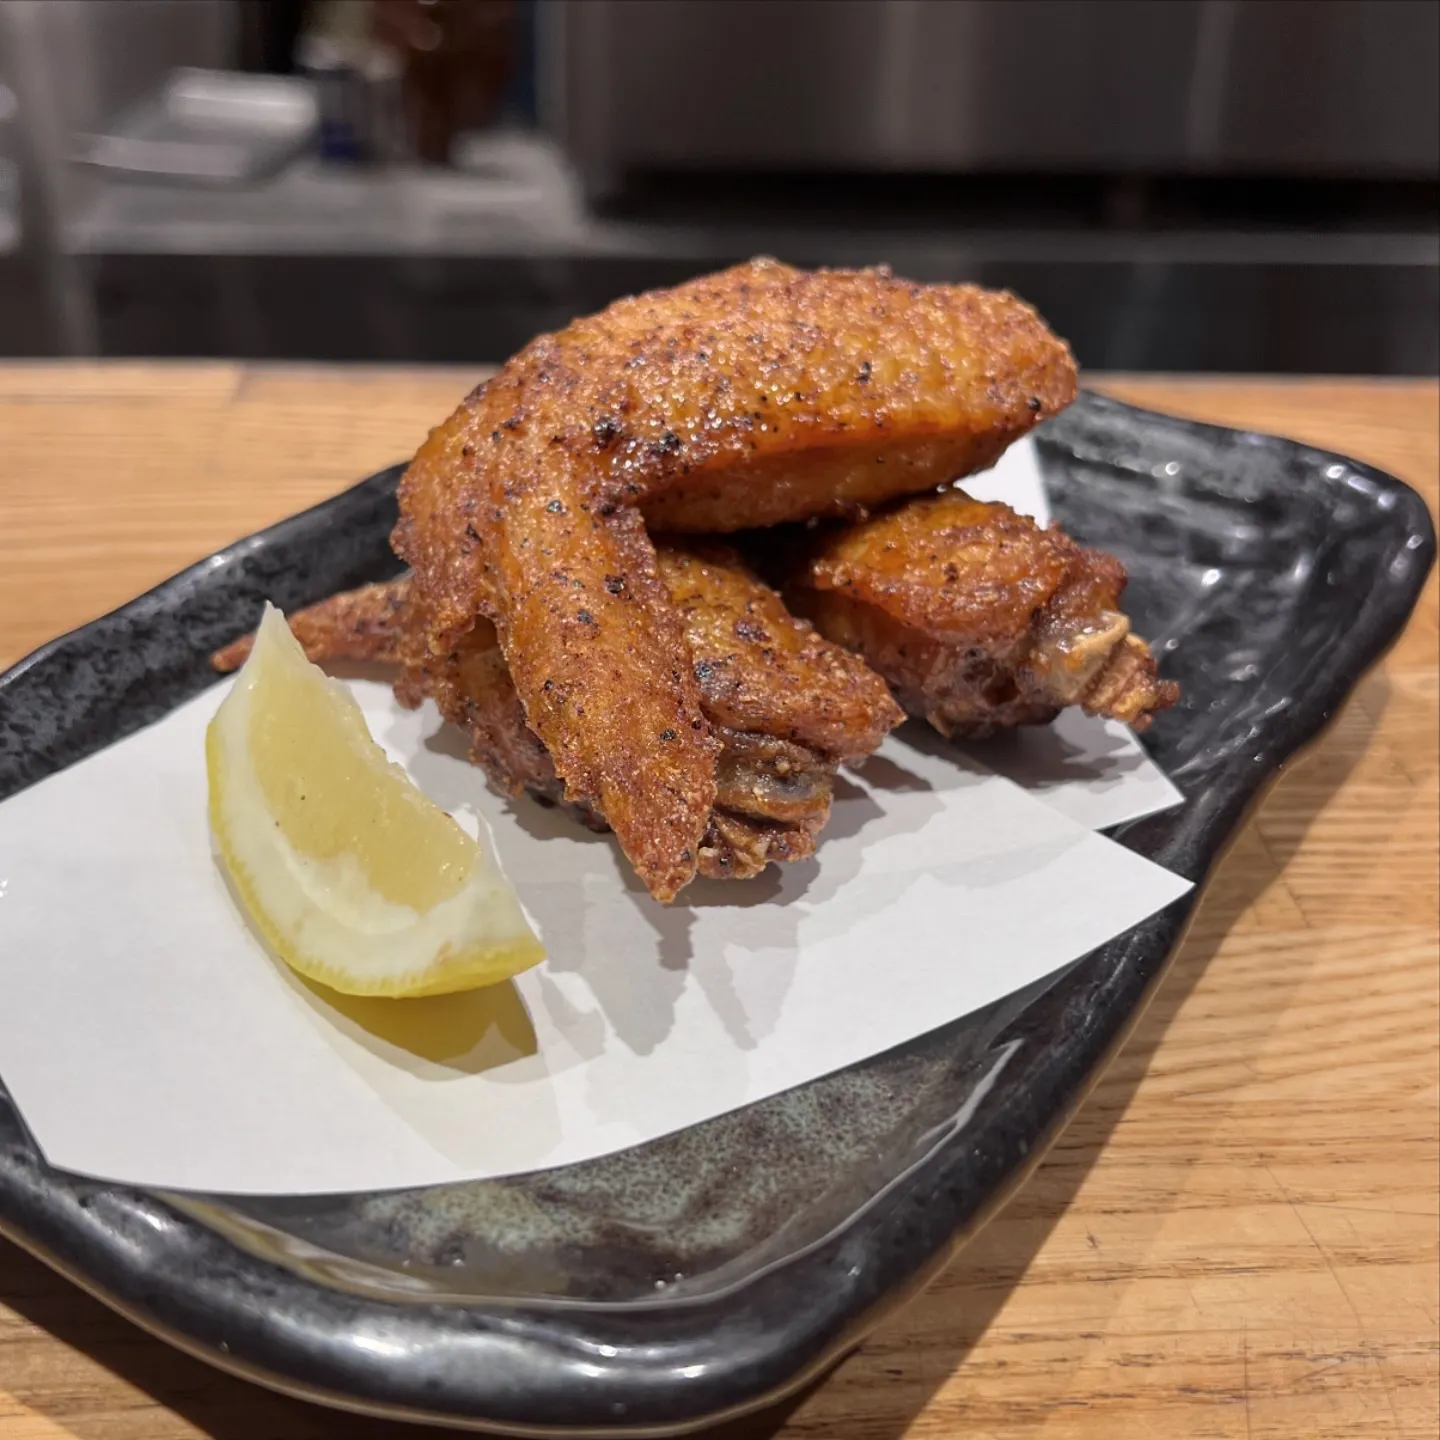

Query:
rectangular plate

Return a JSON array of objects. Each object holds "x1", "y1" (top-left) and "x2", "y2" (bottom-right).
[{"x1": 0, "y1": 392, "x2": 1432, "y2": 1435}]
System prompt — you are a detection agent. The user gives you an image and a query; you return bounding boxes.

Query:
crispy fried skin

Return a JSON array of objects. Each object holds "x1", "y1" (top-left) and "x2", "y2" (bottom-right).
[
  {"x1": 210, "y1": 577, "x2": 417, "y2": 672},
  {"x1": 414, "y1": 637, "x2": 836, "y2": 880},
  {"x1": 658, "y1": 540, "x2": 901, "y2": 762},
  {"x1": 212, "y1": 541, "x2": 898, "y2": 881},
  {"x1": 393, "y1": 258, "x2": 1076, "y2": 898},
  {"x1": 788, "y1": 493, "x2": 1179, "y2": 737}
]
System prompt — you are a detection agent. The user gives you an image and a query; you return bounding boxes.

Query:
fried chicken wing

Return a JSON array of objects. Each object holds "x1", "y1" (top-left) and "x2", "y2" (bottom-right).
[
  {"x1": 657, "y1": 541, "x2": 899, "y2": 762},
  {"x1": 213, "y1": 541, "x2": 901, "y2": 883},
  {"x1": 786, "y1": 492, "x2": 1178, "y2": 738},
  {"x1": 417, "y1": 635, "x2": 842, "y2": 880},
  {"x1": 394, "y1": 258, "x2": 1076, "y2": 898},
  {"x1": 211, "y1": 577, "x2": 416, "y2": 672}
]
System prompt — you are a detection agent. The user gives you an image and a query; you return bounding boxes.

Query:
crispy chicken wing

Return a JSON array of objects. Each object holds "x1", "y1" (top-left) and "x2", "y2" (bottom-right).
[
  {"x1": 785, "y1": 492, "x2": 1178, "y2": 738},
  {"x1": 413, "y1": 631, "x2": 849, "y2": 881},
  {"x1": 213, "y1": 542, "x2": 901, "y2": 882},
  {"x1": 394, "y1": 257, "x2": 1076, "y2": 898},
  {"x1": 657, "y1": 541, "x2": 899, "y2": 762},
  {"x1": 210, "y1": 577, "x2": 417, "y2": 673}
]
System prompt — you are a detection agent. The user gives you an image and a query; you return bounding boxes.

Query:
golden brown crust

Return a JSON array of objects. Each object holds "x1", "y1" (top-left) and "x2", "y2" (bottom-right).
[
  {"x1": 212, "y1": 537, "x2": 892, "y2": 881},
  {"x1": 392, "y1": 258, "x2": 1076, "y2": 898},
  {"x1": 803, "y1": 494, "x2": 1079, "y2": 648},
  {"x1": 419, "y1": 622, "x2": 585, "y2": 811},
  {"x1": 658, "y1": 539, "x2": 903, "y2": 761},
  {"x1": 789, "y1": 491, "x2": 1178, "y2": 737},
  {"x1": 211, "y1": 577, "x2": 416, "y2": 673}
]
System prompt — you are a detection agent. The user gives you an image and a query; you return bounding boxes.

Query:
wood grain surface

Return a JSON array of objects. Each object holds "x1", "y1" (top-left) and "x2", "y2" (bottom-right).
[{"x1": 0, "y1": 369, "x2": 1435, "y2": 1440}]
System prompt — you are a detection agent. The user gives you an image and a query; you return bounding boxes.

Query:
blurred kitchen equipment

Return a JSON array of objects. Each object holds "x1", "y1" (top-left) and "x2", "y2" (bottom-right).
[
  {"x1": 297, "y1": 36, "x2": 405, "y2": 164},
  {"x1": 76, "y1": 68, "x2": 318, "y2": 186},
  {"x1": 237, "y1": 0, "x2": 309, "y2": 74},
  {"x1": 0, "y1": 0, "x2": 1433, "y2": 372},
  {"x1": 550, "y1": 0, "x2": 1440, "y2": 200},
  {"x1": 67, "y1": 128, "x2": 583, "y2": 255},
  {"x1": 296, "y1": 0, "x2": 405, "y2": 164},
  {"x1": 373, "y1": 0, "x2": 516, "y2": 164},
  {"x1": 0, "y1": 0, "x2": 234, "y2": 352},
  {"x1": 0, "y1": 80, "x2": 17, "y2": 253}
]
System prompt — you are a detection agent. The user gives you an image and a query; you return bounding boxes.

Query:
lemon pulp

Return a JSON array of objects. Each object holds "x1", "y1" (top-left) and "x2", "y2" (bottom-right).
[{"x1": 207, "y1": 604, "x2": 544, "y2": 997}]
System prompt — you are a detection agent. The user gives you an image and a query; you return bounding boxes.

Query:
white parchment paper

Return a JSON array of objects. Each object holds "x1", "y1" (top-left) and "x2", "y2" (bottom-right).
[{"x1": 0, "y1": 676, "x2": 1189, "y2": 1195}]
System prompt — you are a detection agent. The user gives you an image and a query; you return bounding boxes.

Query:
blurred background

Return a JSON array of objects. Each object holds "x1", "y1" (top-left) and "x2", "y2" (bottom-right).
[{"x1": 0, "y1": 0, "x2": 1435, "y2": 372}]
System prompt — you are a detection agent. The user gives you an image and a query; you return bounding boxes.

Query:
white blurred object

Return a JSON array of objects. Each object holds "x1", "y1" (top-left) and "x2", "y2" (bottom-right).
[
  {"x1": 76, "y1": 68, "x2": 318, "y2": 186},
  {"x1": 68, "y1": 130, "x2": 588, "y2": 255},
  {"x1": 0, "y1": 0, "x2": 234, "y2": 347}
]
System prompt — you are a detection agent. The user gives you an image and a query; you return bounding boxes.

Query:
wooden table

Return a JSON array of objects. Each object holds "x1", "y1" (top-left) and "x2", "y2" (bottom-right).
[{"x1": 0, "y1": 369, "x2": 1435, "y2": 1440}]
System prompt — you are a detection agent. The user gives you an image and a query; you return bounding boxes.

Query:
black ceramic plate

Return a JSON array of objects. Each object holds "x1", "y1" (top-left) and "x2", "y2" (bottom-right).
[{"x1": 0, "y1": 393, "x2": 1432, "y2": 1435}]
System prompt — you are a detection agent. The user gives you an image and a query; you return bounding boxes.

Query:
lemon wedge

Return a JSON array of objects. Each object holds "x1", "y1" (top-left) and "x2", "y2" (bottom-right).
[{"x1": 207, "y1": 603, "x2": 544, "y2": 997}]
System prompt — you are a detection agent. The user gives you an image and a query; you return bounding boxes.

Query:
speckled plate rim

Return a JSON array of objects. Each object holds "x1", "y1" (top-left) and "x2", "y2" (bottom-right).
[{"x1": 0, "y1": 393, "x2": 1433, "y2": 1436}]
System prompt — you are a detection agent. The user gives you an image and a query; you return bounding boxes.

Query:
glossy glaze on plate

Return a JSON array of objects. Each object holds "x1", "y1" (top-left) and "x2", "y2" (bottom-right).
[{"x1": 0, "y1": 393, "x2": 1432, "y2": 1435}]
